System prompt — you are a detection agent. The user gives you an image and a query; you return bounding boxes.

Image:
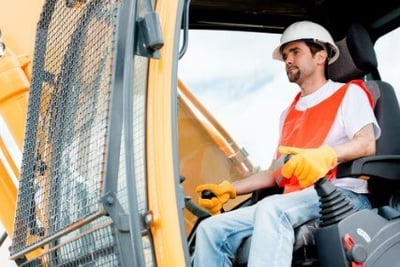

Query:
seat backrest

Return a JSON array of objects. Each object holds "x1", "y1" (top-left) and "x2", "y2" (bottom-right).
[
  {"x1": 328, "y1": 24, "x2": 400, "y2": 207},
  {"x1": 328, "y1": 24, "x2": 400, "y2": 156}
]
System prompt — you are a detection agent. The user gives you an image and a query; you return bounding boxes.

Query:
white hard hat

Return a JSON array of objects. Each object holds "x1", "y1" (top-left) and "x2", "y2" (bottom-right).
[{"x1": 272, "y1": 21, "x2": 339, "y2": 65}]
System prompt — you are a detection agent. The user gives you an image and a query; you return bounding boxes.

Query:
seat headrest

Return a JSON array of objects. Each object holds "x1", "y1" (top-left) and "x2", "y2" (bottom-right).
[{"x1": 328, "y1": 24, "x2": 378, "y2": 82}]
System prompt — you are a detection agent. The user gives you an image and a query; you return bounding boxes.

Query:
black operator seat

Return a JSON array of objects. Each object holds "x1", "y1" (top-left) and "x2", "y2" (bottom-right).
[
  {"x1": 328, "y1": 24, "x2": 400, "y2": 210},
  {"x1": 315, "y1": 24, "x2": 400, "y2": 267}
]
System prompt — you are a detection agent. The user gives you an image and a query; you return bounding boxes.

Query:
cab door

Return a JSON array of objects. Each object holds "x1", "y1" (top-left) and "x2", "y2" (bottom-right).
[{"x1": 9, "y1": 0, "x2": 188, "y2": 266}]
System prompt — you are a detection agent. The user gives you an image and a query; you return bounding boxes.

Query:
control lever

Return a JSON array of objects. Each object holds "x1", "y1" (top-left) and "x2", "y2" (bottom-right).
[
  {"x1": 201, "y1": 190, "x2": 216, "y2": 200},
  {"x1": 200, "y1": 154, "x2": 292, "y2": 212},
  {"x1": 200, "y1": 188, "x2": 226, "y2": 213},
  {"x1": 180, "y1": 176, "x2": 211, "y2": 218},
  {"x1": 273, "y1": 154, "x2": 291, "y2": 185}
]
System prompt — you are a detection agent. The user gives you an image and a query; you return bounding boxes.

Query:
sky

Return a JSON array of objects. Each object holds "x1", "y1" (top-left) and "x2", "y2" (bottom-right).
[
  {"x1": 178, "y1": 31, "x2": 296, "y2": 167},
  {"x1": 1, "y1": 27, "x2": 400, "y2": 266}
]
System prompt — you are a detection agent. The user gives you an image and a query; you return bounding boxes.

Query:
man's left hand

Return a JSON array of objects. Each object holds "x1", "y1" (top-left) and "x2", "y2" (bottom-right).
[{"x1": 278, "y1": 145, "x2": 337, "y2": 188}]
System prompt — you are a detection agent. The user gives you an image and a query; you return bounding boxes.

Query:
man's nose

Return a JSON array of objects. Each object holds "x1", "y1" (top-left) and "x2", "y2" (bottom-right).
[{"x1": 284, "y1": 54, "x2": 294, "y2": 64}]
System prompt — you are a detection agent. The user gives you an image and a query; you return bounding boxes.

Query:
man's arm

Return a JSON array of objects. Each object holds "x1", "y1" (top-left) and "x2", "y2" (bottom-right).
[
  {"x1": 195, "y1": 159, "x2": 278, "y2": 214},
  {"x1": 278, "y1": 123, "x2": 377, "y2": 188},
  {"x1": 333, "y1": 123, "x2": 376, "y2": 163},
  {"x1": 232, "y1": 160, "x2": 277, "y2": 195}
]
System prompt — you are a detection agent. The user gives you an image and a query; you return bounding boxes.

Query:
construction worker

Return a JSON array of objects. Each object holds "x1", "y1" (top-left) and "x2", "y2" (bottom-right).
[{"x1": 193, "y1": 21, "x2": 381, "y2": 266}]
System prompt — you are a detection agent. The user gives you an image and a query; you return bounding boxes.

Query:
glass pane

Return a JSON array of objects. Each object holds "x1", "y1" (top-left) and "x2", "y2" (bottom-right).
[
  {"x1": 178, "y1": 30, "x2": 296, "y2": 170},
  {"x1": 375, "y1": 27, "x2": 400, "y2": 101}
]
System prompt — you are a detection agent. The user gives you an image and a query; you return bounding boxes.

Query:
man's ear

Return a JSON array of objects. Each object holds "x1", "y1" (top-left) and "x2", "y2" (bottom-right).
[{"x1": 316, "y1": 49, "x2": 328, "y2": 65}]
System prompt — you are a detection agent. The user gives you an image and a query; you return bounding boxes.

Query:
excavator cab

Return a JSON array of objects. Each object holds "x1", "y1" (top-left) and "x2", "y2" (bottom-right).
[{"x1": 1, "y1": 0, "x2": 400, "y2": 266}]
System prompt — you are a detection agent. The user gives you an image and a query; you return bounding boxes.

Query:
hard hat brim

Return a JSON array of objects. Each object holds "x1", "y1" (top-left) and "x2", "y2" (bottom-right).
[{"x1": 272, "y1": 39, "x2": 339, "y2": 65}]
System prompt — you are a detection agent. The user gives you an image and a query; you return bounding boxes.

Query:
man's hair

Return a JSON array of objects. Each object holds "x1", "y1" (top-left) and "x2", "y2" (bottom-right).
[{"x1": 305, "y1": 41, "x2": 330, "y2": 79}]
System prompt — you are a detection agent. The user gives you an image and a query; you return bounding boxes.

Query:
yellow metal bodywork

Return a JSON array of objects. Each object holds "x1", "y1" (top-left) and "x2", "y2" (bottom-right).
[
  {"x1": 147, "y1": 1, "x2": 187, "y2": 266},
  {"x1": 178, "y1": 80, "x2": 254, "y2": 234},
  {"x1": 0, "y1": 1, "x2": 43, "y2": 57},
  {"x1": 147, "y1": 2, "x2": 254, "y2": 266},
  {"x1": 0, "y1": 49, "x2": 30, "y2": 151},
  {"x1": 0, "y1": 135, "x2": 19, "y2": 237},
  {"x1": 0, "y1": 0, "x2": 44, "y2": 239},
  {"x1": 0, "y1": 1, "x2": 45, "y2": 262}
]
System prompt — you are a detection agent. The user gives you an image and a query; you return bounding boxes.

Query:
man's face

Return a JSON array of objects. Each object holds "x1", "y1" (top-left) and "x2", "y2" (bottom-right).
[{"x1": 281, "y1": 41, "x2": 316, "y2": 83}]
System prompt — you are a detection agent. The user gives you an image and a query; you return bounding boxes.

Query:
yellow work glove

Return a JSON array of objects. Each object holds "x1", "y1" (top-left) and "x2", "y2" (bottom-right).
[
  {"x1": 196, "y1": 181, "x2": 236, "y2": 215},
  {"x1": 278, "y1": 145, "x2": 337, "y2": 188}
]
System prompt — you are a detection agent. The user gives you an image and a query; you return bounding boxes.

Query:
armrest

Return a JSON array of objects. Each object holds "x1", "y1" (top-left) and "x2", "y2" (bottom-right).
[{"x1": 336, "y1": 155, "x2": 400, "y2": 180}]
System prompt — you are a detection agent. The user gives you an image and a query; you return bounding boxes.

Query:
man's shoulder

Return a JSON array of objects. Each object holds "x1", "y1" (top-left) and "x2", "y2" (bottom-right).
[
  {"x1": 328, "y1": 79, "x2": 345, "y2": 87},
  {"x1": 342, "y1": 81, "x2": 374, "y2": 107},
  {"x1": 325, "y1": 79, "x2": 345, "y2": 92},
  {"x1": 327, "y1": 80, "x2": 372, "y2": 106},
  {"x1": 330, "y1": 80, "x2": 367, "y2": 97},
  {"x1": 346, "y1": 82, "x2": 370, "y2": 97}
]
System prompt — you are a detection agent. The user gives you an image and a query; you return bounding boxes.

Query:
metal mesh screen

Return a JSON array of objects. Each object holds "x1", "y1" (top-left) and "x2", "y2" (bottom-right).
[
  {"x1": 11, "y1": 0, "x2": 121, "y2": 264},
  {"x1": 18, "y1": 218, "x2": 118, "y2": 267},
  {"x1": 131, "y1": 55, "x2": 155, "y2": 266}
]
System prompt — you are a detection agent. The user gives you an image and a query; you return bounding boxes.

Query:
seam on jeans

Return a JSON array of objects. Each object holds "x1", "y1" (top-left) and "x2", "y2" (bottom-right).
[
  {"x1": 272, "y1": 198, "x2": 319, "y2": 266},
  {"x1": 218, "y1": 225, "x2": 253, "y2": 266},
  {"x1": 273, "y1": 208, "x2": 294, "y2": 267}
]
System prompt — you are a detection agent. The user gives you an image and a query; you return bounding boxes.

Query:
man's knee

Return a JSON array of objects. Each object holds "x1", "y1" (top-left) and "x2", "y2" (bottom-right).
[
  {"x1": 255, "y1": 194, "x2": 283, "y2": 214},
  {"x1": 197, "y1": 216, "x2": 217, "y2": 236}
]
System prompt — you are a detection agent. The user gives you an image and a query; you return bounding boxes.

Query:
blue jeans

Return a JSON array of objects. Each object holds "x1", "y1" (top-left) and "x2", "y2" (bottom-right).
[{"x1": 193, "y1": 187, "x2": 371, "y2": 267}]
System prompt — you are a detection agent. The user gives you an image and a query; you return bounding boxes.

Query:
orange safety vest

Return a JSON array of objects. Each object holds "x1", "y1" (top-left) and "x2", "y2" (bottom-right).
[{"x1": 275, "y1": 80, "x2": 374, "y2": 193}]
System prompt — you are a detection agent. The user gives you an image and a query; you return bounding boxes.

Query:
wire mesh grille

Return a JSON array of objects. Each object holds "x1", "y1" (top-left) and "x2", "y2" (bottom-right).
[
  {"x1": 19, "y1": 218, "x2": 117, "y2": 267},
  {"x1": 131, "y1": 55, "x2": 155, "y2": 266},
  {"x1": 11, "y1": 0, "x2": 120, "y2": 264}
]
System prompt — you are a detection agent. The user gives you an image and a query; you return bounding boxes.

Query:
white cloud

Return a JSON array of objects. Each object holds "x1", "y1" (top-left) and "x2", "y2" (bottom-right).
[{"x1": 179, "y1": 30, "x2": 282, "y2": 84}]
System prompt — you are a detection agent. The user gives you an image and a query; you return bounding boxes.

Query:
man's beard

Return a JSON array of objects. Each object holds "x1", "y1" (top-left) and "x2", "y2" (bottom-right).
[{"x1": 287, "y1": 68, "x2": 300, "y2": 83}]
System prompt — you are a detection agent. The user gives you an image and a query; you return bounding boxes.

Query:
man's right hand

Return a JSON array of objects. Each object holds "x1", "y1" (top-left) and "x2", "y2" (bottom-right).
[
  {"x1": 196, "y1": 181, "x2": 236, "y2": 215},
  {"x1": 279, "y1": 145, "x2": 337, "y2": 188}
]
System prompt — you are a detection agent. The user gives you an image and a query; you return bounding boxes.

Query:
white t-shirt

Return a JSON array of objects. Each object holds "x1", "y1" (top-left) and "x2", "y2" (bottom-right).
[{"x1": 278, "y1": 79, "x2": 381, "y2": 193}]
